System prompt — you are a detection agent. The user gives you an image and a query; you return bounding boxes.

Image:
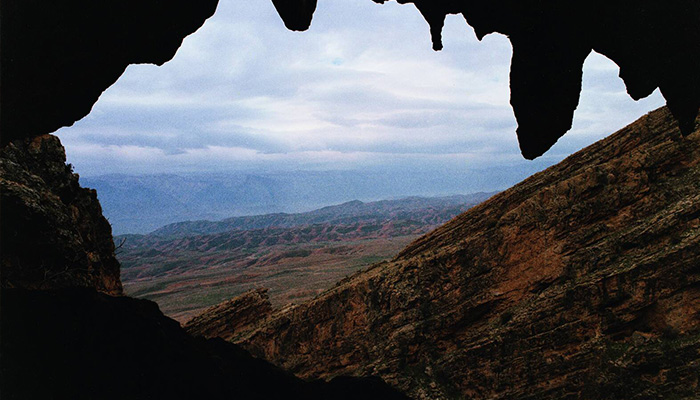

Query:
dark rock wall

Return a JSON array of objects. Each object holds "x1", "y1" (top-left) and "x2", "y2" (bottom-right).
[
  {"x1": 0, "y1": 135, "x2": 122, "y2": 295},
  {"x1": 0, "y1": 0, "x2": 218, "y2": 145},
  {"x1": 1, "y1": 288, "x2": 409, "y2": 400}
]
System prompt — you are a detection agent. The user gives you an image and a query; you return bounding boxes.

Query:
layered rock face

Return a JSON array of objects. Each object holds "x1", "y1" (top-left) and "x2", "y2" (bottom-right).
[
  {"x1": 278, "y1": 0, "x2": 700, "y2": 159},
  {"x1": 230, "y1": 107, "x2": 700, "y2": 399},
  {"x1": 0, "y1": 135, "x2": 122, "y2": 295},
  {"x1": 185, "y1": 288, "x2": 274, "y2": 342}
]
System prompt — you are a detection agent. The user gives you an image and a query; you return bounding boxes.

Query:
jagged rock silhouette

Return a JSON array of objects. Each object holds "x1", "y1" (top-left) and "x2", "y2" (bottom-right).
[
  {"x1": 3, "y1": 1, "x2": 698, "y2": 159},
  {"x1": 277, "y1": 0, "x2": 700, "y2": 159}
]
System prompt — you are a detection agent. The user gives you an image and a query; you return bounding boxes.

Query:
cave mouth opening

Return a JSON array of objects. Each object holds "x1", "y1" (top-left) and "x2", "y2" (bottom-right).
[
  {"x1": 55, "y1": 1, "x2": 664, "y2": 235},
  {"x1": 41, "y1": 1, "x2": 666, "y2": 325}
]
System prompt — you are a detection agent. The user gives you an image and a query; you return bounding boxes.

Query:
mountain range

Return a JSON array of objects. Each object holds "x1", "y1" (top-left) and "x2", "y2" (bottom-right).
[
  {"x1": 117, "y1": 193, "x2": 494, "y2": 321},
  {"x1": 148, "y1": 194, "x2": 495, "y2": 237},
  {"x1": 84, "y1": 168, "x2": 547, "y2": 234}
]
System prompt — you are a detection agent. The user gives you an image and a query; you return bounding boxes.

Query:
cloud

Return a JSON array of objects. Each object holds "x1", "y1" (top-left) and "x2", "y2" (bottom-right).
[{"x1": 58, "y1": 0, "x2": 665, "y2": 180}]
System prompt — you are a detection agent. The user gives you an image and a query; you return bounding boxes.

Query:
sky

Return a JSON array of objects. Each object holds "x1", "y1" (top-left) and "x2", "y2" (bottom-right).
[{"x1": 57, "y1": 0, "x2": 665, "y2": 182}]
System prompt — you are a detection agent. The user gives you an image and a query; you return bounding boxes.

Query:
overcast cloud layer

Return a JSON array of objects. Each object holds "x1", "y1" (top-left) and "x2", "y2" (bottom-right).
[{"x1": 57, "y1": 0, "x2": 665, "y2": 181}]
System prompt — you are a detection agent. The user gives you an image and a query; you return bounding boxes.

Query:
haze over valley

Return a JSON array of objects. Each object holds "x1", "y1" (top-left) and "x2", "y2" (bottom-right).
[{"x1": 88, "y1": 168, "x2": 541, "y2": 234}]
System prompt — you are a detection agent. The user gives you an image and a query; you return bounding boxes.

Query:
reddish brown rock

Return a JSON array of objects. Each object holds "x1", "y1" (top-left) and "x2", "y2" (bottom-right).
[
  {"x1": 236, "y1": 107, "x2": 700, "y2": 399},
  {"x1": 1, "y1": 135, "x2": 122, "y2": 295},
  {"x1": 185, "y1": 288, "x2": 274, "y2": 341}
]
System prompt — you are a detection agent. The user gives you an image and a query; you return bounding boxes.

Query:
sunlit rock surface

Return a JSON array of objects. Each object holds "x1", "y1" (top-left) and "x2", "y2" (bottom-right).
[{"x1": 231, "y1": 107, "x2": 700, "y2": 399}]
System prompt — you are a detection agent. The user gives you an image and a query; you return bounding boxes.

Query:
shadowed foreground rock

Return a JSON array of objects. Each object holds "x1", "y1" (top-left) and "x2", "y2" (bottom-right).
[
  {"x1": 213, "y1": 106, "x2": 700, "y2": 399},
  {"x1": 0, "y1": 133, "x2": 409, "y2": 399},
  {"x1": 0, "y1": 135, "x2": 122, "y2": 295},
  {"x1": 0, "y1": 288, "x2": 409, "y2": 400}
]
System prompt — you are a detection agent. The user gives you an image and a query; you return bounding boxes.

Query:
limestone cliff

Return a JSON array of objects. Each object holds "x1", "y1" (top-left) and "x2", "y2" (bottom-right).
[{"x1": 228, "y1": 106, "x2": 700, "y2": 399}]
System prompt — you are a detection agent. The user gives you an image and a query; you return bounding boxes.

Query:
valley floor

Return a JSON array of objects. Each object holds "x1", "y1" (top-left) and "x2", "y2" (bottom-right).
[{"x1": 123, "y1": 236, "x2": 416, "y2": 322}]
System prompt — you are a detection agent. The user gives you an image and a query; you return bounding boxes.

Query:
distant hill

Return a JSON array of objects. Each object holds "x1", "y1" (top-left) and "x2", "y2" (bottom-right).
[
  {"x1": 150, "y1": 193, "x2": 496, "y2": 237},
  {"x1": 83, "y1": 168, "x2": 547, "y2": 234},
  {"x1": 116, "y1": 193, "x2": 494, "y2": 321}
]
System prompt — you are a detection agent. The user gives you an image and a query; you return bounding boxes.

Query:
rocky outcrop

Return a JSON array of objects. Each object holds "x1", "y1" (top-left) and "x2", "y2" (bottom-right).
[
  {"x1": 1, "y1": 135, "x2": 122, "y2": 295},
  {"x1": 277, "y1": 0, "x2": 700, "y2": 159},
  {"x1": 185, "y1": 288, "x2": 274, "y2": 342},
  {"x1": 0, "y1": 288, "x2": 409, "y2": 400},
  {"x1": 233, "y1": 107, "x2": 700, "y2": 399},
  {"x1": 1, "y1": 0, "x2": 218, "y2": 144}
]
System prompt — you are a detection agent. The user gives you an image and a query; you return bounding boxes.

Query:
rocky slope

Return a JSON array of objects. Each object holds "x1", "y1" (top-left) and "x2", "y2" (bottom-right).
[
  {"x1": 215, "y1": 106, "x2": 700, "y2": 399},
  {"x1": 0, "y1": 135, "x2": 122, "y2": 295},
  {"x1": 117, "y1": 194, "x2": 491, "y2": 321},
  {"x1": 185, "y1": 288, "x2": 274, "y2": 342}
]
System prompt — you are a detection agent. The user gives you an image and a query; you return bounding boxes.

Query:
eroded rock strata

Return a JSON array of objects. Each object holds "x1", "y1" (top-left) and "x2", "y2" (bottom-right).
[
  {"x1": 0, "y1": 135, "x2": 122, "y2": 295},
  {"x1": 185, "y1": 288, "x2": 274, "y2": 342},
  {"x1": 220, "y1": 106, "x2": 700, "y2": 399},
  {"x1": 277, "y1": 0, "x2": 700, "y2": 159}
]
